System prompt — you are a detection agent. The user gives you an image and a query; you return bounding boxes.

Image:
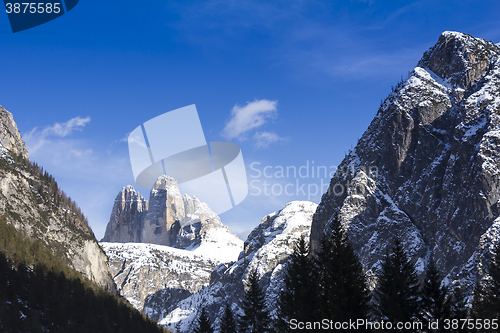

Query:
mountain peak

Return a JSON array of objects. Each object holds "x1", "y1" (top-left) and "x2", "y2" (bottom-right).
[
  {"x1": 418, "y1": 31, "x2": 500, "y2": 89},
  {"x1": 103, "y1": 175, "x2": 240, "y2": 249},
  {"x1": 152, "y1": 175, "x2": 178, "y2": 191},
  {"x1": 311, "y1": 31, "x2": 500, "y2": 294},
  {"x1": 0, "y1": 105, "x2": 29, "y2": 159}
]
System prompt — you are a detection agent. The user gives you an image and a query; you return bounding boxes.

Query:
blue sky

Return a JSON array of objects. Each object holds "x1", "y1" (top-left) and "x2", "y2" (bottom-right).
[{"x1": 1, "y1": 0, "x2": 500, "y2": 240}]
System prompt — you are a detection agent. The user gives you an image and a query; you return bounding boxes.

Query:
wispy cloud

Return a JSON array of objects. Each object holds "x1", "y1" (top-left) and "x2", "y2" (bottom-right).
[
  {"x1": 43, "y1": 116, "x2": 91, "y2": 137},
  {"x1": 24, "y1": 116, "x2": 91, "y2": 153},
  {"x1": 253, "y1": 131, "x2": 284, "y2": 148},
  {"x1": 222, "y1": 99, "x2": 278, "y2": 140},
  {"x1": 23, "y1": 118, "x2": 133, "y2": 239}
]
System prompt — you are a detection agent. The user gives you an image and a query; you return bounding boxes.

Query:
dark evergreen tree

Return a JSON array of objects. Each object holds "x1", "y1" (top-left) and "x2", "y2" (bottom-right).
[
  {"x1": 220, "y1": 303, "x2": 238, "y2": 333},
  {"x1": 473, "y1": 242, "x2": 500, "y2": 319},
  {"x1": 375, "y1": 237, "x2": 420, "y2": 324},
  {"x1": 421, "y1": 255, "x2": 450, "y2": 332},
  {"x1": 193, "y1": 307, "x2": 214, "y2": 333},
  {"x1": 446, "y1": 284, "x2": 469, "y2": 333},
  {"x1": 239, "y1": 268, "x2": 271, "y2": 333},
  {"x1": 314, "y1": 215, "x2": 371, "y2": 329},
  {"x1": 0, "y1": 218, "x2": 168, "y2": 333},
  {"x1": 277, "y1": 235, "x2": 317, "y2": 332}
]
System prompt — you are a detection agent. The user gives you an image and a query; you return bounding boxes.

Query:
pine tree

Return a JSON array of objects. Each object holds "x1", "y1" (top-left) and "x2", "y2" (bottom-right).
[
  {"x1": 445, "y1": 284, "x2": 470, "y2": 333},
  {"x1": 277, "y1": 235, "x2": 317, "y2": 332},
  {"x1": 473, "y1": 242, "x2": 500, "y2": 319},
  {"x1": 421, "y1": 255, "x2": 450, "y2": 332},
  {"x1": 193, "y1": 307, "x2": 213, "y2": 333},
  {"x1": 239, "y1": 268, "x2": 271, "y2": 333},
  {"x1": 375, "y1": 237, "x2": 420, "y2": 323},
  {"x1": 314, "y1": 215, "x2": 371, "y2": 329},
  {"x1": 220, "y1": 303, "x2": 237, "y2": 333}
]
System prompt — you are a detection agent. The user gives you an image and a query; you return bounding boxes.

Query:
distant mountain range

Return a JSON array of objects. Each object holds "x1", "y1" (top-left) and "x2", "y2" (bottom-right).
[{"x1": 100, "y1": 176, "x2": 243, "y2": 318}]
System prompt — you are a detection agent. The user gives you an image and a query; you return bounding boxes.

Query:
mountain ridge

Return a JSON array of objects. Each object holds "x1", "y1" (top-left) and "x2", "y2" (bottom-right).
[
  {"x1": 0, "y1": 105, "x2": 116, "y2": 291},
  {"x1": 159, "y1": 201, "x2": 318, "y2": 332},
  {"x1": 310, "y1": 31, "x2": 500, "y2": 291}
]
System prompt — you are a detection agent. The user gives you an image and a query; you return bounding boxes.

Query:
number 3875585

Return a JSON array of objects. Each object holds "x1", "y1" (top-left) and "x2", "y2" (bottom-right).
[{"x1": 5, "y1": 3, "x2": 61, "y2": 14}]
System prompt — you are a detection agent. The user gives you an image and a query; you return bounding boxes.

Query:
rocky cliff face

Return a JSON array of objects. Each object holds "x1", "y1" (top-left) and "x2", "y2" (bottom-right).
[
  {"x1": 310, "y1": 31, "x2": 500, "y2": 288},
  {"x1": 158, "y1": 201, "x2": 317, "y2": 332},
  {"x1": 0, "y1": 105, "x2": 116, "y2": 291},
  {"x1": 102, "y1": 185, "x2": 148, "y2": 243},
  {"x1": 102, "y1": 175, "x2": 238, "y2": 250}
]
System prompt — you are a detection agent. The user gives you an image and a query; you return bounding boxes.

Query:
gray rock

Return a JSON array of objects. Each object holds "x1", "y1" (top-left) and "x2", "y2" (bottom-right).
[
  {"x1": 102, "y1": 175, "x2": 234, "y2": 250},
  {"x1": 0, "y1": 106, "x2": 29, "y2": 159},
  {"x1": 310, "y1": 31, "x2": 500, "y2": 290},
  {"x1": 101, "y1": 242, "x2": 223, "y2": 319}
]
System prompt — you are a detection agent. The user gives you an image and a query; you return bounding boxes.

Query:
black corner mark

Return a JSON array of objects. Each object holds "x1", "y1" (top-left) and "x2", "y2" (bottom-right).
[{"x1": 3, "y1": 0, "x2": 79, "y2": 33}]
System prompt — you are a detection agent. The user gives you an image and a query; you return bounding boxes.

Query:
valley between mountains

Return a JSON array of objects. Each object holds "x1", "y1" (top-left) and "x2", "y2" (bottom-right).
[{"x1": 2, "y1": 30, "x2": 500, "y2": 332}]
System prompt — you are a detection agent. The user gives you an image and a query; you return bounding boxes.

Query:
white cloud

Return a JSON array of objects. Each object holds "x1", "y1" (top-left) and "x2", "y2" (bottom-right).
[
  {"x1": 222, "y1": 99, "x2": 278, "y2": 140},
  {"x1": 43, "y1": 116, "x2": 91, "y2": 137},
  {"x1": 253, "y1": 131, "x2": 284, "y2": 148},
  {"x1": 24, "y1": 116, "x2": 91, "y2": 153}
]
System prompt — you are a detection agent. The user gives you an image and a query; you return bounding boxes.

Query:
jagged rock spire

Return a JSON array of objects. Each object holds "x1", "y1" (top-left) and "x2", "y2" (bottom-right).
[
  {"x1": 102, "y1": 175, "x2": 233, "y2": 249},
  {"x1": 0, "y1": 105, "x2": 29, "y2": 159}
]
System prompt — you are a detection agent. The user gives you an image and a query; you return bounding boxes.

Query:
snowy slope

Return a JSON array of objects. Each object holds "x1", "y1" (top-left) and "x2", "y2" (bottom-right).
[
  {"x1": 158, "y1": 201, "x2": 317, "y2": 332},
  {"x1": 101, "y1": 240, "x2": 242, "y2": 317}
]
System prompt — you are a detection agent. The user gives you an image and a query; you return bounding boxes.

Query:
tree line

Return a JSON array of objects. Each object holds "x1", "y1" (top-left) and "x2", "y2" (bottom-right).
[
  {"x1": 9, "y1": 151, "x2": 90, "y2": 232},
  {"x1": 0, "y1": 216, "x2": 170, "y2": 333},
  {"x1": 191, "y1": 215, "x2": 500, "y2": 332}
]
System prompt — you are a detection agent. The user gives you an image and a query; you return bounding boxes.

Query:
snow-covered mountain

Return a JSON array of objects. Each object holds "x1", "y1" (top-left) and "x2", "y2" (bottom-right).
[
  {"x1": 101, "y1": 31, "x2": 500, "y2": 330},
  {"x1": 101, "y1": 176, "x2": 244, "y2": 317},
  {"x1": 310, "y1": 31, "x2": 500, "y2": 293},
  {"x1": 102, "y1": 175, "x2": 242, "y2": 251},
  {"x1": 158, "y1": 201, "x2": 317, "y2": 332}
]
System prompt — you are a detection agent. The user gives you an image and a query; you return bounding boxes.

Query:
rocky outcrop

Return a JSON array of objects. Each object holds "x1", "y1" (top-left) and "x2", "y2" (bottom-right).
[
  {"x1": 102, "y1": 175, "x2": 238, "y2": 250},
  {"x1": 422, "y1": 31, "x2": 496, "y2": 90},
  {"x1": 0, "y1": 105, "x2": 116, "y2": 291},
  {"x1": 310, "y1": 31, "x2": 500, "y2": 289},
  {"x1": 0, "y1": 105, "x2": 29, "y2": 159},
  {"x1": 158, "y1": 201, "x2": 317, "y2": 332},
  {"x1": 102, "y1": 185, "x2": 148, "y2": 243}
]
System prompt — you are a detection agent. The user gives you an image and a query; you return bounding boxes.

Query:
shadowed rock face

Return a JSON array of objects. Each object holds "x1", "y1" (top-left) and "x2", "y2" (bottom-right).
[
  {"x1": 101, "y1": 185, "x2": 148, "y2": 243},
  {"x1": 422, "y1": 32, "x2": 495, "y2": 90},
  {"x1": 310, "y1": 31, "x2": 500, "y2": 285}
]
